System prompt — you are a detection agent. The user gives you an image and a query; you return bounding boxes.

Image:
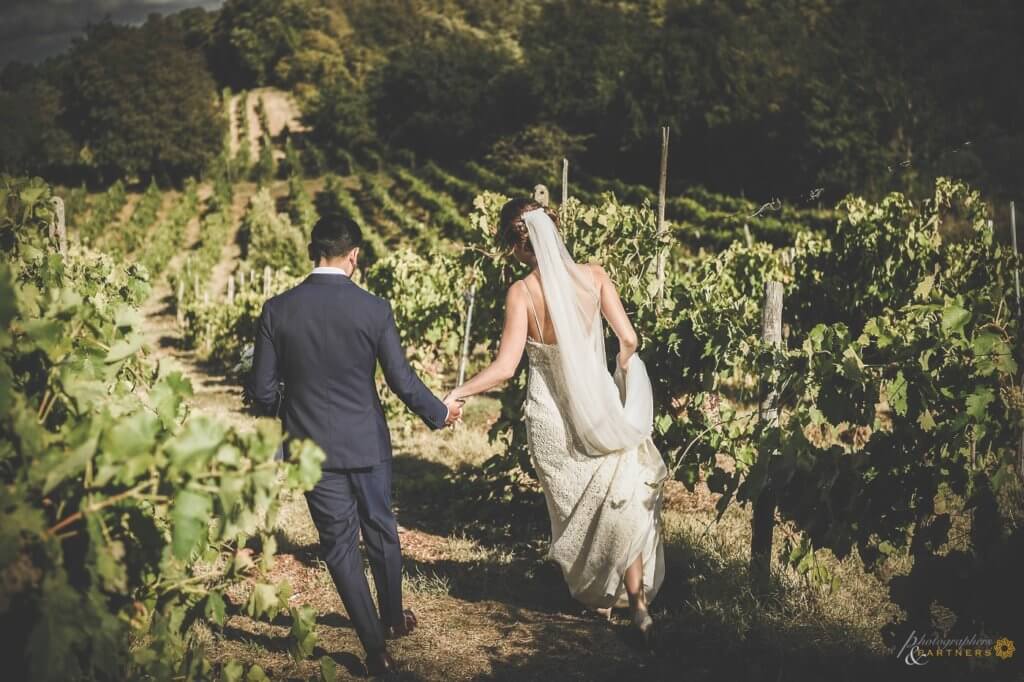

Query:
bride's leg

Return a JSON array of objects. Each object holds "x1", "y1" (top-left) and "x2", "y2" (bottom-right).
[
  {"x1": 624, "y1": 554, "x2": 647, "y2": 615},
  {"x1": 624, "y1": 553, "x2": 653, "y2": 644}
]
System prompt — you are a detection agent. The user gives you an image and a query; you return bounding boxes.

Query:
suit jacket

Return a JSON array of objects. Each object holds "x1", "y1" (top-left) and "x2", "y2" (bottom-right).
[{"x1": 247, "y1": 272, "x2": 448, "y2": 469}]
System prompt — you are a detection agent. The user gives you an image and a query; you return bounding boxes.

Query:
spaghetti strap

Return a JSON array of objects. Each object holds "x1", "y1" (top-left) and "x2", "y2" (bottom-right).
[
  {"x1": 587, "y1": 265, "x2": 601, "y2": 302},
  {"x1": 522, "y1": 280, "x2": 545, "y2": 344}
]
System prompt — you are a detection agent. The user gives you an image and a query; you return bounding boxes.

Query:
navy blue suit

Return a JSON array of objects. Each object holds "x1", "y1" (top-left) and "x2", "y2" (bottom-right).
[{"x1": 247, "y1": 272, "x2": 447, "y2": 653}]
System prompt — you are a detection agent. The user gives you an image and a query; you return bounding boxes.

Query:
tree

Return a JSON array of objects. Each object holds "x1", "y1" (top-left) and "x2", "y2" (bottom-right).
[
  {"x1": 369, "y1": 29, "x2": 529, "y2": 162},
  {"x1": 209, "y1": 0, "x2": 318, "y2": 88},
  {"x1": 0, "y1": 75, "x2": 77, "y2": 178},
  {"x1": 302, "y1": 77, "x2": 379, "y2": 166},
  {"x1": 60, "y1": 18, "x2": 224, "y2": 185}
]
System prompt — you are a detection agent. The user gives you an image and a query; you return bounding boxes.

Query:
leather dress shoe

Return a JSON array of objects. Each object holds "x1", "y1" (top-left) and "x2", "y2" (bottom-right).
[
  {"x1": 389, "y1": 608, "x2": 418, "y2": 638},
  {"x1": 365, "y1": 648, "x2": 396, "y2": 677}
]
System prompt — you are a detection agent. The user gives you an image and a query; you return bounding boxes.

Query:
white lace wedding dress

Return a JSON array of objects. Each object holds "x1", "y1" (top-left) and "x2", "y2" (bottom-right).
[{"x1": 519, "y1": 208, "x2": 669, "y2": 609}]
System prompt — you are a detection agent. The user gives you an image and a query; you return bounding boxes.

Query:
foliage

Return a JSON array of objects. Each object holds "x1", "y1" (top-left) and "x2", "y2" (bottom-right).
[
  {"x1": 172, "y1": 173, "x2": 234, "y2": 313},
  {"x1": 138, "y1": 179, "x2": 201, "y2": 279},
  {"x1": 77, "y1": 180, "x2": 127, "y2": 246},
  {"x1": 286, "y1": 173, "x2": 317, "y2": 232},
  {"x1": 393, "y1": 167, "x2": 472, "y2": 241},
  {"x1": 485, "y1": 123, "x2": 590, "y2": 191},
  {"x1": 361, "y1": 248, "x2": 466, "y2": 427},
  {"x1": 369, "y1": 29, "x2": 528, "y2": 162},
  {"x1": 209, "y1": 0, "x2": 318, "y2": 88},
  {"x1": 186, "y1": 269, "x2": 302, "y2": 370},
  {"x1": 0, "y1": 76, "x2": 77, "y2": 177},
  {"x1": 301, "y1": 78, "x2": 379, "y2": 167},
  {"x1": 61, "y1": 17, "x2": 225, "y2": 184},
  {"x1": 240, "y1": 188, "x2": 308, "y2": 275},
  {"x1": 0, "y1": 175, "x2": 325, "y2": 680},
  {"x1": 641, "y1": 179, "x2": 1021, "y2": 640},
  {"x1": 314, "y1": 174, "x2": 387, "y2": 262},
  {"x1": 104, "y1": 179, "x2": 163, "y2": 257}
]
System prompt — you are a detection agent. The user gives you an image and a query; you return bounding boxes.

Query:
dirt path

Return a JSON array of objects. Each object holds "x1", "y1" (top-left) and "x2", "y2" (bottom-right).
[
  {"x1": 230, "y1": 88, "x2": 305, "y2": 159},
  {"x1": 206, "y1": 180, "x2": 256, "y2": 301}
]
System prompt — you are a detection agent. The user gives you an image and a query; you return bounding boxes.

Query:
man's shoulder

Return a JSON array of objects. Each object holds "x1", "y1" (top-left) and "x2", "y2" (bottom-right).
[
  {"x1": 263, "y1": 281, "x2": 308, "y2": 311},
  {"x1": 264, "y1": 278, "x2": 390, "y2": 315}
]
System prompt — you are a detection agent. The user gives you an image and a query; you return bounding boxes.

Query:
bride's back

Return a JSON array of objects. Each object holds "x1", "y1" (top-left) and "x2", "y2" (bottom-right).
[{"x1": 521, "y1": 262, "x2": 602, "y2": 345}]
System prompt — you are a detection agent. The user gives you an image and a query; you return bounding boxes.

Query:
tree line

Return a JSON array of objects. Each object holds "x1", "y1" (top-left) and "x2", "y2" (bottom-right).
[{"x1": 1, "y1": 0, "x2": 1021, "y2": 200}]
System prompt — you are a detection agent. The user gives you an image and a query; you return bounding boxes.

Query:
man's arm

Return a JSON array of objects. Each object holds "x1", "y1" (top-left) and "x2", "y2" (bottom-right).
[
  {"x1": 247, "y1": 301, "x2": 281, "y2": 416},
  {"x1": 377, "y1": 302, "x2": 451, "y2": 429}
]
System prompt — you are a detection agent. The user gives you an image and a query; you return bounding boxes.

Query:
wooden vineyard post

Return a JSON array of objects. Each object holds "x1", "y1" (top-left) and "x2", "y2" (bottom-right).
[
  {"x1": 176, "y1": 281, "x2": 185, "y2": 327},
  {"x1": 227, "y1": 275, "x2": 235, "y2": 304},
  {"x1": 1012, "y1": 201, "x2": 1024, "y2": 482},
  {"x1": 457, "y1": 283, "x2": 477, "y2": 388},
  {"x1": 750, "y1": 281, "x2": 784, "y2": 587},
  {"x1": 561, "y1": 158, "x2": 569, "y2": 213},
  {"x1": 743, "y1": 223, "x2": 753, "y2": 248},
  {"x1": 1012, "y1": 201, "x2": 1020, "y2": 320},
  {"x1": 263, "y1": 266, "x2": 271, "y2": 297},
  {"x1": 50, "y1": 197, "x2": 67, "y2": 259},
  {"x1": 655, "y1": 126, "x2": 670, "y2": 307}
]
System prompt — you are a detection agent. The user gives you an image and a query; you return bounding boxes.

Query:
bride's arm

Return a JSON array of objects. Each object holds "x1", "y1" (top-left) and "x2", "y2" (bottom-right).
[
  {"x1": 448, "y1": 282, "x2": 529, "y2": 401},
  {"x1": 592, "y1": 264, "x2": 638, "y2": 369}
]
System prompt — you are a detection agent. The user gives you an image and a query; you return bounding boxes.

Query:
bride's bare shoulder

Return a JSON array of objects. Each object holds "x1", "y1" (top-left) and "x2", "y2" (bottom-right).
[
  {"x1": 506, "y1": 278, "x2": 531, "y2": 301},
  {"x1": 585, "y1": 262, "x2": 608, "y2": 284}
]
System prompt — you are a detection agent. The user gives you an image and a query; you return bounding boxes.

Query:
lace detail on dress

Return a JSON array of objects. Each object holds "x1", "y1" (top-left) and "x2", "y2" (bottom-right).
[{"x1": 524, "y1": 340, "x2": 667, "y2": 609}]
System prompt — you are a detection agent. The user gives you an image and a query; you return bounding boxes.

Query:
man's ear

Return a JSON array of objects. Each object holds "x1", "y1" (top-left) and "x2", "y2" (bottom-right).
[{"x1": 350, "y1": 247, "x2": 360, "y2": 266}]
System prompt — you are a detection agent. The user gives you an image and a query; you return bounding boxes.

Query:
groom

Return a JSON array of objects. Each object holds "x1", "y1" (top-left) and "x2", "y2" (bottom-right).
[{"x1": 247, "y1": 212, "x2": 462, "y2": 675}]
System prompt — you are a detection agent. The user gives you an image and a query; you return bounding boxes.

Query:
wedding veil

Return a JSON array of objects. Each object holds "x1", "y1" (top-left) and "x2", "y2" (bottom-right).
[{"x1": 522, "y1": 208, "x2": 655, "y2": 455}]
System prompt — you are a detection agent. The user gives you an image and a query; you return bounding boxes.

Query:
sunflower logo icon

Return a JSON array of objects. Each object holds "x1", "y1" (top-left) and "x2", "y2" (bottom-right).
[{"x1": 994, "y1": 637, "x2": 1015, "y2": 660}]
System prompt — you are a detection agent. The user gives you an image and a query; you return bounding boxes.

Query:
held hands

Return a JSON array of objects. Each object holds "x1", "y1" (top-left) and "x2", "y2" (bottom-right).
[{"x1": 443, "y1": 392, "x2": 465, "y2": 427}]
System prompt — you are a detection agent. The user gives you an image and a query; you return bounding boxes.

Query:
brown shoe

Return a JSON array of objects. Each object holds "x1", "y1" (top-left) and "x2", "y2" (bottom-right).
[
  {"x1": 365, "y1": 648, "x2": 396, "y2": 677},
  {"x1": 388, "y1": 608, "x2": 418, "y2": 638}
]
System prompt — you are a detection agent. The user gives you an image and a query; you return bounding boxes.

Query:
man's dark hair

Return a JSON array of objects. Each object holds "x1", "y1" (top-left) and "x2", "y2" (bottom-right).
[{"x1": 309, "y1": 212, "x2": 363, "y2": 262}]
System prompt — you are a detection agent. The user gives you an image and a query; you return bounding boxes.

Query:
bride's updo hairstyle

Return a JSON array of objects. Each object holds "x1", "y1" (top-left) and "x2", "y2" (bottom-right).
[{"x1": 497, "y1": 198, "x2": 560, "y2": 257}]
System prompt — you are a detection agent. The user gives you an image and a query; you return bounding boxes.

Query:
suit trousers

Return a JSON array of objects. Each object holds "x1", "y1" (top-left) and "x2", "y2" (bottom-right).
[{"x1": 304, "y1": 459, "x2": 404, "y2": 653}]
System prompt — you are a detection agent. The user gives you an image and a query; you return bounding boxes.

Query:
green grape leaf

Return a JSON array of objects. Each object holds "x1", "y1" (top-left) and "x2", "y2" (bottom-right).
[
  {"x1": 102, "y1": 409, "x2": 160, "y2": 461},
  {"x1": 165, "y1": 416, "x2": 226, "y2": 473},
  {"x1": 106, "y1": 334, "x2": 144, "y2": 363},
  {"x1": 965, "y1": 387, "x2": 994, "y2": 421},
  {"x1": 171, "y1": 489, "x2": 212, "y2": 560},
  {"x1": 940, "y1": 304, "x2": 970, "y2": 336},
  {"x1": 220, "y1": 660, "x2": 244, "y2": 682},
  {"x1": 913, "y1": 274, "x2": 934, "y2": 300},
  {"x1": 245, "y1": 665, "x2": 270, "y2": 682},
  {"x1": 882, "y1": 371, "x2": 908, "y2": 416},
  {"x1": 972, "y1": 332, "x2": 1016, "y2": 376},
  {"x1": 245, "y1": 583, "x2": 282, "y2": 621},
  {"x1": 286, "y1": 439, "x2": 325, "y2": 491},
  {"x1": 204, "y1": 591, "x2": 226, "y2": 628},
  {"x1": 288, "y1": 605, "x2": 318, "y2": 661},
  {"x1": 917, "y1": 408, "x2": 936, "y2": 432},
  {"x1": 43, "y1": 433, "x2": 97, "y2": 494},
  {"x1": 319, "y1": 656, "x2": 338, "y2": 682}
]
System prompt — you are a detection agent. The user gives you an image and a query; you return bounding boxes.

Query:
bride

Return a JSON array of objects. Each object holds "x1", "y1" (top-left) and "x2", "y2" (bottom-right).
[{"x1": 447, "y1": 198, "x2": 669, "y2": 640}]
